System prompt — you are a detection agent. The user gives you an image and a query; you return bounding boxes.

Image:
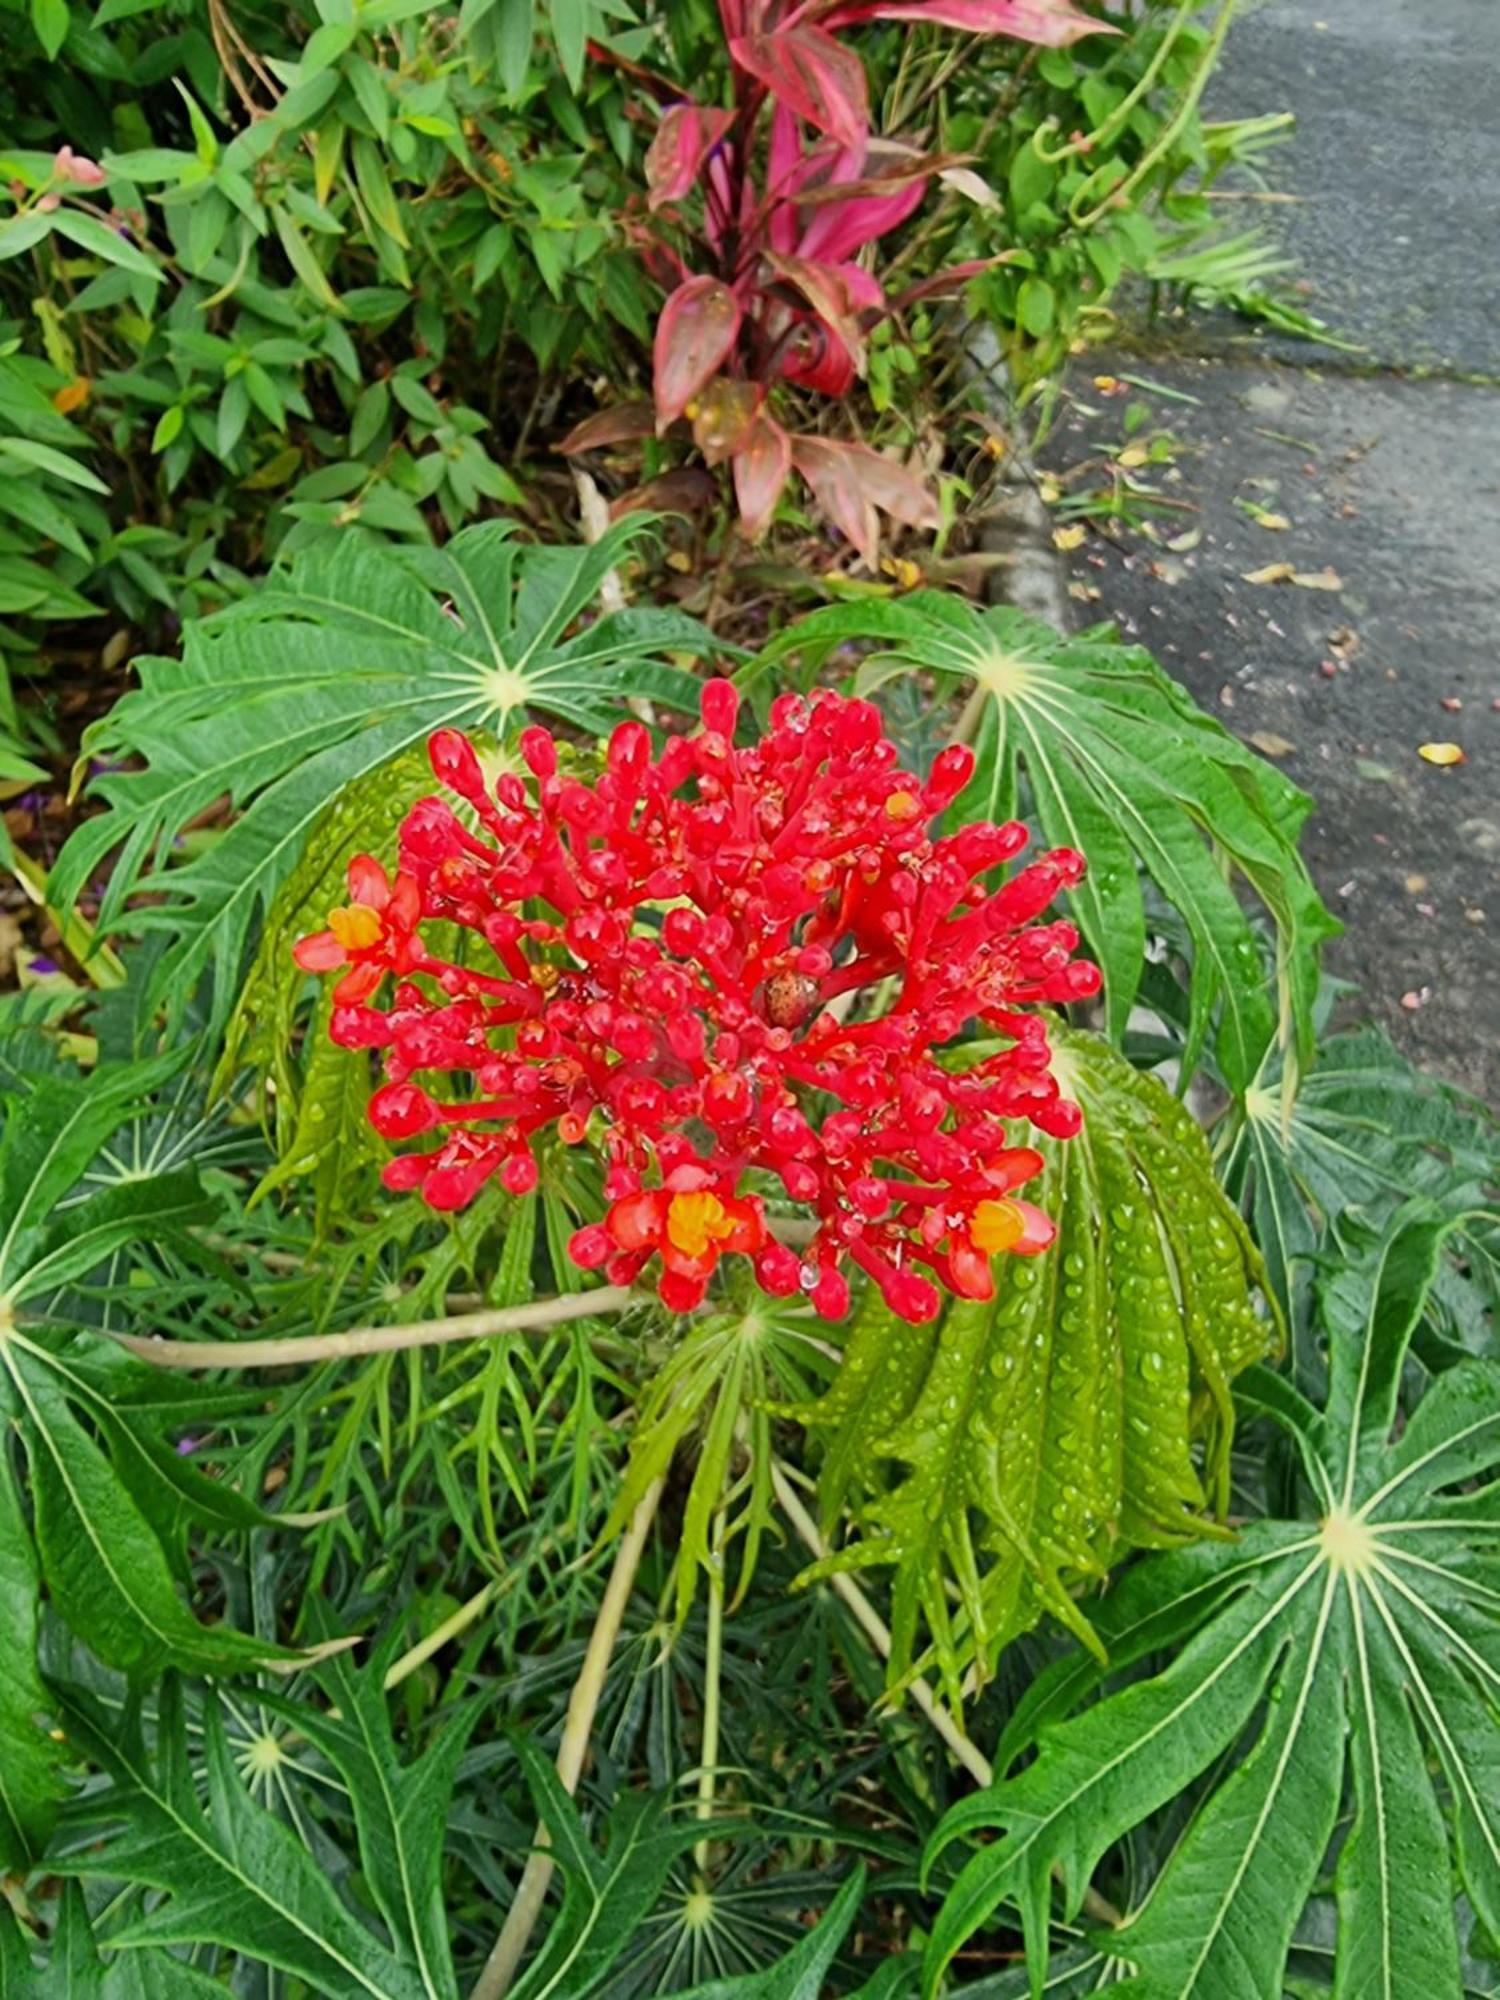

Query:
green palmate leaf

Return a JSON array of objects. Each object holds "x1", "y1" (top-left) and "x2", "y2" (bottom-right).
[
  {"x1": 752, "y1": 600, "x2": 1337, "y2": 1095},
  {"x1": 56, "y1": 1683, "x2": 441, "y2": 2000},
  {"x1": 1217, "y1": 1024, "x2": 1499, "y2": 1381},
  {"x1": 0, "y1": 1335, "x2": 286, "y2": 1678},
  {"x1": 251, "y1": 979, "x2": 385, "y2": 1233},
  {"x1": 671, "y1": 1865, "x2": 867, "y2": 1998},
  {"x1": 0, "y1": 1046, "x2": 187, "y2": 1299},
  {"x1": 9, "y1": 1166, "x2": 215, "y2": 1304},
  {"x1": 507, "y1": 1732, "x2": 719, "y2": 2000},
  {"x1": 923, "y1": 1201, "x2": 1500, "y2": 2000},
  {"x1": 797, "y1": 1027, "x2": 1273, "y2": 1699},
  {"x1": 0, "y1": 1886, "x2": 229, "y2": 1998},
  {"x1": 0, "y1": 1045, "x2": 288, "y2": 1687},
  {"x1": 615, "y1": 1298, "x2": 828, "y2": 1626},
  {"x1": 261, "y1": 1644, "x2": 479, "y2": 1999},
  {"x1": 50, "y1": 520, "x2": 721, "y2": 1021}
]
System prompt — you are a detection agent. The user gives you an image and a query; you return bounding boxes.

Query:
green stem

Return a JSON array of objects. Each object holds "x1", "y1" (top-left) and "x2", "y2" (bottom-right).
[
  {"x1": 110, "y1": 1286, "x2": 636, "y2": 1372},
  {"x1": 1071, "y1": 0, "x2": 1241, "y2": 230},
  {"x1": 469, "y1": 1477, "x2": 666, "y2": 2000},
  {"x1": 692, "y1": 1523, "x2": 726, "y2": 1880}
]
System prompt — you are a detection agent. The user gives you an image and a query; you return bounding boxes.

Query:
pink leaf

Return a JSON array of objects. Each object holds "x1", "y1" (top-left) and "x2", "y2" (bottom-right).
[
  {"x1": 729, "y1": 25, "x2": 870, "y2": 148},
  {"x1": 646, "y1": 104, "x2": 735, "y2": 211},
  {"x1": 653, "y1": 277, "x2": 743, "y2": 428},
  {"x1": 843, "y1": 442, "x2": 940, "y2": 529},
  {"x1": 798, "y1": 173, "x2": 928, "y2": 261},
  {"x1": 792, "y1": 435, "x2": 938, "y2": 565},
  {"x1": 791, "y1": 435, "x2": 881, "y2": 566},
  {"x1": 733, "y1": 413, "x2": 793, "y2": 540},
  {"x1": 824, "y1": 0, "x2": 1112, "y2": 41},
  {"x1": 558, "y1": 402, "x2": 659, "y2": 454}
]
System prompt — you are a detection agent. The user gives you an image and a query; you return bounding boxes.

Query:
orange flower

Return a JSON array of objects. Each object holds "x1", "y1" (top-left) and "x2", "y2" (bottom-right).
[
  {"x1": 572, "y1": 1171, "x2": 770, "y2": 1310},
  {"x1": 292, "y1": 854, "x2": 421, "y2": 1003}
]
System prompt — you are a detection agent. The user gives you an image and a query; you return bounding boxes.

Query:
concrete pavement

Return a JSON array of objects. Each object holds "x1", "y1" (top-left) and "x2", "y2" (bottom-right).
[{"x1": 1039, "y1": 0, "x2": 1500, "y2": 1101}]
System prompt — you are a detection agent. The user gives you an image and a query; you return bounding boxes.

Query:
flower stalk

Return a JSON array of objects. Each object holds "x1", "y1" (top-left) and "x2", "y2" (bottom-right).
[
  {"x1": 469, "y1": 1477, "x2": 667, "y2": 2000},
  {"x1": 112, "y1": 1287, "x2": 635, "y2": 1371}
]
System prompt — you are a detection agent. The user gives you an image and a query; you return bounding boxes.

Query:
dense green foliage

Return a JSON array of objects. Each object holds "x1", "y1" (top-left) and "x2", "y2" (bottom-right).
[{"x1": 1, "y1": 0, "x2": 1495, "y2": 1993}]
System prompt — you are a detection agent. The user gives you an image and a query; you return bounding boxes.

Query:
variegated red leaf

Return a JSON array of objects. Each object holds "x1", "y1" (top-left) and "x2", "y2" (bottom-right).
[
  {"x1": 653, "y1": 277, "x2": 743, "y2": 428},
  {"x1": 823, "y1": 0, "x2": 1112, "y2": 39},
  {"x1": 728, "y1": 25, "x2": 869, "y2": 149},
  {"x1": 889, "y1": 252, "x2": 1020, "y2": 311},
  {"x1": 558, "y1": 402, "x2": 658, "y2": 455},
  {"x1": 842, "y1": 442, "x2": 941, "y2": 529},
  {"x1": 646, "y1": 104, "x2": 736, "y2": 211},
  {"x1": 792, "y1": 435, "x2": 938, "y2": 564},
  {"x1": 733, "y1": 412, "x2": 793, "y2": 540},
  {"x1": 791, "y1": 435, "x2": 881, "y2": 567}
]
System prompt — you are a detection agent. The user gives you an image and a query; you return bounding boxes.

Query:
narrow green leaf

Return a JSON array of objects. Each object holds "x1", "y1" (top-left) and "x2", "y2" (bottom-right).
[
  {"x1": 0, "y1": 1440, "x2": 65, "y2": 1868},
  {"x1": 3, "y1": 1347, "x2": 281, "y2": 1676}
]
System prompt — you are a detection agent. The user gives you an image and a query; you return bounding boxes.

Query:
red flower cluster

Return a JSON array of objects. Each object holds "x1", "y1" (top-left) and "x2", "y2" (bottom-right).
[{"x1": 294, "y1": 682, "x2": 1099, "y2": 1321}]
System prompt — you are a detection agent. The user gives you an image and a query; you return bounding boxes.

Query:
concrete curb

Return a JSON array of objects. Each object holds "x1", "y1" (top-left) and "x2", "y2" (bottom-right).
[{"x1": 958, "y1": 323, "x2": 1075, "y2": 629}]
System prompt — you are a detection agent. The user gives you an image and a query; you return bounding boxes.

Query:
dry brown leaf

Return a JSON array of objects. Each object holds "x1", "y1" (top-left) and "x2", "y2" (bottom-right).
[
  {"x1": 1243, "y1": 562, "x2": 1296, "y2": 585},
  {"x1": 1250, "y1": 730, "x2": 1297, "y2": 759},
  {"x1": 1291, "y1": 567, "x2": 1344, "y2": 591}
]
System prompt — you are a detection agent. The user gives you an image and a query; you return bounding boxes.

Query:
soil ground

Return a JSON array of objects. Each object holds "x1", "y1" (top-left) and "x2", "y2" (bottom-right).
[{"x1": 1038, "y1": 0, "x2": 1500, "y2": 1103}]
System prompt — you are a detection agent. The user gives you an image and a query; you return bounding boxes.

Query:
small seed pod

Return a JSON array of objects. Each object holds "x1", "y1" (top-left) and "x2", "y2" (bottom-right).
[{"x1": 760, "y1": 971, "x2": 820, "y2": 1030}]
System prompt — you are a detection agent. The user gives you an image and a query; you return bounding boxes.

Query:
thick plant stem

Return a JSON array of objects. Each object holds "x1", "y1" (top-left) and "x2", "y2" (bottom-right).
[
  {"x1": 112, "y1": 1286, "x2": 635, "y2": 1371},
  {"x1": 769, "y1": 1460, "x2": 1124, "y2": 1931},
  {"x1": 692, "y1": 1528, "x2": 726, "y2": 1878},
  {"x1": 470, "y1": 1477, "x2": 666, "y2": 2000}
]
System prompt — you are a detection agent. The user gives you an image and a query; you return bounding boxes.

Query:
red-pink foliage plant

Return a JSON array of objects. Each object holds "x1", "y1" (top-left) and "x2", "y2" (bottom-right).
[{"x1": 565, "y1": 0, "x2": 1110, "y2": 561}]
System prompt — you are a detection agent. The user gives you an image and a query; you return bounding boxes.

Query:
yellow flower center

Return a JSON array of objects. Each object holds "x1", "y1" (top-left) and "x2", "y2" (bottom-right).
[
  {"x1": 884, "y1": 791, "x2": 922, "y2": 821},
  {"x1": 327, "y1": 904, "x2": 384, "y2": 951},
  {"x1": 667, "y1": 1191, "x2": 736, "y2": 1259},
  {"x1": 970, "y1": 1199, "x2": 1024, "y2": 1254}
]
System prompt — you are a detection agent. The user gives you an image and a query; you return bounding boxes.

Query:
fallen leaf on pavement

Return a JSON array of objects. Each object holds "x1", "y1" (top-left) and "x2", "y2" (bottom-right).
[
  {"x1": 1243, "y1": 562, "x2": 1296, "y2": 585},
  {"x1": 1291, "y1": 567, "x2": 1343, "y2": 590},
  {"x1": 1053, "y1": 524, "x2": 1087, "y2": 551},
  {"x1": 1418, "y1": 742, "x2": 1466, "y2": 766},
  {"x1": 1250, "y1": 730, "x2": 1297, "y2": 759},
  {"x1": 1239, "y1": 501, "x2": 1291, "y2": 530}
]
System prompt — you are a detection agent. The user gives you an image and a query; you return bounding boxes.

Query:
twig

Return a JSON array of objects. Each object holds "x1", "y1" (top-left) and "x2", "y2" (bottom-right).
[
  {"x1": 770, "y1": 1459, "x2": 1123, "y2": 1930},
  {"x1": 110, "y1": 1287, "x2": 636, "y2": 1371},
  {"x1": 469, "y1": 1479, "x2": 667, "y2": 2000}
]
